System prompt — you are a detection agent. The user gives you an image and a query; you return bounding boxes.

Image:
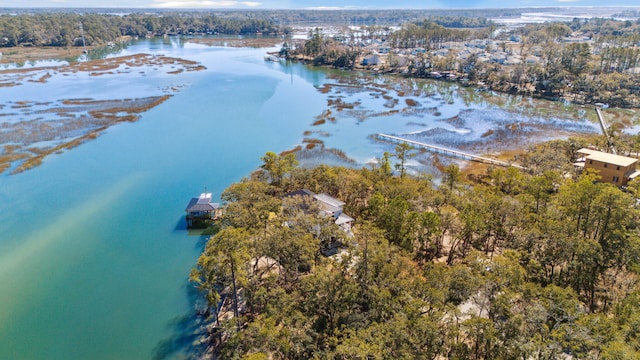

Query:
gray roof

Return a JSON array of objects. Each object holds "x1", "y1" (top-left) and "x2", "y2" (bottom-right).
[
  {"x1": 185, "y1": 193, "x2": 219, "y2": 212},
  {"x1": 629, "y1": 170, "x2": 640, "y2": 179},
  {"x1": 314, "y1": 193, "x2": 345, "y2": 208},
  {"x1": 284, "y1": 189, "x2": 316, "y2": 198},
  {"x1": 335, "y1": 213, "x2": 354, "y2": 225}
]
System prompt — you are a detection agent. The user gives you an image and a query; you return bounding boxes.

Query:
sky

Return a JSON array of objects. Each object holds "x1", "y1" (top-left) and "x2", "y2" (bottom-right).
[{"x1": 0, "y1": 0, "x2": 638, "y2": 9}]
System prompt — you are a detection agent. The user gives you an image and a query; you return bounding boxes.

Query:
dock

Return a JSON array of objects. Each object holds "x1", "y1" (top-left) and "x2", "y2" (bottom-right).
[
  {"x1": 376, "y1": 133, "x2": 525, "y2": 169},
  {"x1": 185, "y1": 192, "x2": 222, "y2": 228},
  {"x1": 595, "y1": 106, "x2": 617, "y2": 155}
]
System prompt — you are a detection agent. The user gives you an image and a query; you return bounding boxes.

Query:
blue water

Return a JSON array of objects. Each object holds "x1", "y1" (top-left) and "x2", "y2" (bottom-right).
[
  {"x1": 0, "y1": 37, "x2": 598, "y2": 359},
  {"x1": 0, "y1": 39, "x2": 326, "y2": 359}
]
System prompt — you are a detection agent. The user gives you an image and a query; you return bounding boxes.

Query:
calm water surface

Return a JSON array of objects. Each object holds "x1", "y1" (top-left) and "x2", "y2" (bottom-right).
[{"x1": 0, "y1": 37, "x2": 598, "y2": 359}]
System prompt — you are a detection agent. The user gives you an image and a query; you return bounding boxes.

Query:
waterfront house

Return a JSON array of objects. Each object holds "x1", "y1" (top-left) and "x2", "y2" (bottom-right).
[
  {"x1": 284, "y1": 189, "x2": 354, "y2": 234},
  {"x1": 313, "y1": 193, "x2": 355, "y2": 233},
  {"x1": 185, "y1": 192, "x2": 221, "y2": 228},
  {"x1": 575, "y1": 148, "x2": 640, "y2": 186},
  {"x1": 361, "y1": 55, "x2": 380, "y2": 66}
]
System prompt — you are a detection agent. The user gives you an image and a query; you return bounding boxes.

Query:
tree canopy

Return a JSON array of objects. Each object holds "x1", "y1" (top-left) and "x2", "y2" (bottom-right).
[
  {"x1": 191, "y1": 145, "x2": 640, "y2": 359},
  {"x1": 0, "y1": 12, "x2": 285, "y2": 47}
]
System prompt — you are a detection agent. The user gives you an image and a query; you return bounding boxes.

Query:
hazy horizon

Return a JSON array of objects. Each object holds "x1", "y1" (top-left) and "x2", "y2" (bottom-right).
[{"x1": 1, "y1": 1, "x2": 639, "y2": 10}]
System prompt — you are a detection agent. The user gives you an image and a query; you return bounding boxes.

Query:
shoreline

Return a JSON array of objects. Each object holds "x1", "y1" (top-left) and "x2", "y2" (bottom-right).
[
  {"x1": 1, "y1": 45, "x2": 93, "y2": 65},
  {"x1": 287, "y1": 53, "x2": 640, "y2": 112}
]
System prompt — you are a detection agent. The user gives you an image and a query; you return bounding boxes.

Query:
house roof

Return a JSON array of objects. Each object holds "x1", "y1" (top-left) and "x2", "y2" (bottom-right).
[
  {"x1": 335, "y1": 213, "x2": 354, "y2": 225},
  {"x1": 284, "y1": 189, "x2": 316, "y2": 198},
  {"x1": 185, "y1": 193, "x2": 219, "y2": 212},
  {"x1": 314, "y1": 193, "x2": 345, "y2": 207},
  {"x1": 629, "y1": 170, "x2": 640, "y2": 179},
  {"x1": 577, "y1": 148, "x2": 638, "y2": 167},
  {"x1": 314, "y1": 193, "x2": 345, "y2": 209}
]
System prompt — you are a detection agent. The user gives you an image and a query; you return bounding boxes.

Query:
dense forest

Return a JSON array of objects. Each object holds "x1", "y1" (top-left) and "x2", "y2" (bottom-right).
[
  {"x1": 0, "y1": 12, "x2": 285, "y2": 47},
  {"x1": 191, "y1": 139, "x2": 640, "y2": 359},
  {"x1": 0, "y1": 8, "x2": 536, "y2": 26}
]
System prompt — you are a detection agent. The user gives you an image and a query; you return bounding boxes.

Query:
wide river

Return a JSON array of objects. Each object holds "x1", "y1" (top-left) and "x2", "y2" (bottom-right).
[{"x1": 0, "y1": 37, "x2": 600, "y2": 359}]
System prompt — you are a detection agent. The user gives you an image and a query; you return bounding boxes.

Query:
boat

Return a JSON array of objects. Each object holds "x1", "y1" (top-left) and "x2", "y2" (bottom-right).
[{"x1": 264, "y1": 54, "x2": 281, "y2": 62}]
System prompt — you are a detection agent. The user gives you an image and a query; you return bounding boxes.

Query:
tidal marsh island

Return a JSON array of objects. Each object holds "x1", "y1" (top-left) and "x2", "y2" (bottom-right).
[{"x1": 0, "y1": 54, "x2": 205, "y2": 174}]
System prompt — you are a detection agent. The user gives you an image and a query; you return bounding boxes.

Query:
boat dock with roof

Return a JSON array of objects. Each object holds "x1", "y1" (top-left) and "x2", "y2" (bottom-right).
[{"x1": 185, "y1": 192, "x2": 221, "y2": 228}]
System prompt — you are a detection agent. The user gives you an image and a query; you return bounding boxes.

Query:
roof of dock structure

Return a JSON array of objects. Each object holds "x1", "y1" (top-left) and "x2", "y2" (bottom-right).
[{"x1": 185, "y1": 192, "x2": 220, "y2": 212}]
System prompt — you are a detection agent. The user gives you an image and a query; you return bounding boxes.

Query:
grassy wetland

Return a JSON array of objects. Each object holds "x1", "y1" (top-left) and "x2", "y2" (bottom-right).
[
  {"x1": 0, "y1": 53, "x2": 205, "y2": 174},
  {"x1": 302, "y1": 70, "x2": 603, "y2": 175}
]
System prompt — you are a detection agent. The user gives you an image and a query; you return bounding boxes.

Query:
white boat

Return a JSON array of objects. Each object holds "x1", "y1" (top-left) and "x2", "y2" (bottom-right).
[{"x1": 264, "y1": 54, "x2": 280, "y2": 62}]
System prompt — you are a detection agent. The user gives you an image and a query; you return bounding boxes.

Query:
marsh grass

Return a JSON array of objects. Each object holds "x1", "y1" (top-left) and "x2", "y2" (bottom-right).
[
  {"x1": 405, "y1": 99, "x2": 419, "y2": 107},
  {"x1": 11, "y1": 130, "x2": 102, "y2": 174},
  {"x1": 294, "y1": 147, "x2": 356, "y2": 167},
  {"x1": 29, "y1": 73, "x2": 52, "y2": 83},
  {"x1": 0, "y1": 95, "x2": 173, "y2": 174},
  {"x1": 0, "y1": 54, "x2": 206, "y2": 89},
  {"x1": 303, "y1": 138, "x2": 324, "y2": 147},
  {"x1": 185, "y1": 37, "x2": 282, "y2": 48}
]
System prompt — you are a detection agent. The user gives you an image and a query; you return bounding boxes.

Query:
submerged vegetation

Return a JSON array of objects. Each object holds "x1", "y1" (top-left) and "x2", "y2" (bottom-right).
[{"x1": 192, "y1": 144, "x2": 640, "y2": 359}]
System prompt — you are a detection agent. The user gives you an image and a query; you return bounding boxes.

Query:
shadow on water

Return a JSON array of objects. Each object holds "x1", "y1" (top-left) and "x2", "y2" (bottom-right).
[
  {"x1": 152, "y1": 284, "x2": 213, "y2": 360},
  {"x1": 153, "y1": 221, "x2": 212, "y2": 358},
  {"x1": 195, "y1": 235, "x2": 209, "y2": 250},
  {"x1": 173, "y1": 217, "x2": 207, "y2": 235},
  {"x1": 173, "y1": 217, "x2": 211, "y2": 251},
  {"x1": 174, "y1": 217, "x2": 188, "y2": 232}
]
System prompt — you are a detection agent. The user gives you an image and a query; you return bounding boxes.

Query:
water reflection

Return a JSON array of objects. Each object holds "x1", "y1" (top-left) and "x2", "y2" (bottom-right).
[{"x1": 153, "y1": 285, "x2": 210, "y2": 360}]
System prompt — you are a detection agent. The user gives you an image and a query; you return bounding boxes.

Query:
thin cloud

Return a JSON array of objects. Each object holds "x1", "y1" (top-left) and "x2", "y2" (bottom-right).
[{"x1": 152, "y1": 0, "x2": 262, "y2": 7}]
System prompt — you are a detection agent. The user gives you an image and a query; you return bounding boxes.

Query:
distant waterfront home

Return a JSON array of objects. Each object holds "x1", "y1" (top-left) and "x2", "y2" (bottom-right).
[
  {"x1": 361, "y1": 55, "x2": 380, "y2": 66},
  {"x1": 575, "y1": 148, "x2": 640, "y2": 186},
  {"x1": 185, "y1": 192, "x2": 221, "y2": 228},
  {"x1": 284, "y1": 189, "x2": 355, "y2": 234}
]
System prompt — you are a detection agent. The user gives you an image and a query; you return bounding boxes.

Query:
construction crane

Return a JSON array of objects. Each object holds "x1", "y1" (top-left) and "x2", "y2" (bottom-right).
[{"x1": 595, "y1": 105, "x2": 617, "y2": 155}]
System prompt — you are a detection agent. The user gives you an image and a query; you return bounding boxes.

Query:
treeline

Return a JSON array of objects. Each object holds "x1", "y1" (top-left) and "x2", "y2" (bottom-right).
[
  {"x1": 196, "y1": 9, "x2": 521, "y2": 26},
  {"x1": 388, "y1": 20, "x2": 483, "y2": 49},
  {"x1": 191, "y1": 141, "x2": 640, "y2": 359},
  {"x1": 0, "y1": 13, "x2": 285, "y2": 47},
  {"x1": 493, "y1": 19, "x2": 640, "y2": 107},
  {"x1": 296, "y1": 17, "x2": 640, "y2": 107},
  {"x1": 292, "y1": 21, "x2": 485, "y2": 69}
]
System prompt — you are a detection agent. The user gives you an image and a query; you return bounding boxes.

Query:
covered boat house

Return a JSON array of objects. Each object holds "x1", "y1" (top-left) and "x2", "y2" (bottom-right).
[{"x1": 185, "y1": 192, "x2": 221, "y2": 228}]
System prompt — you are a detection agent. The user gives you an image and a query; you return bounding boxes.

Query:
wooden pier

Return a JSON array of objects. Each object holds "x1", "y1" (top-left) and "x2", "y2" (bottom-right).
[
  {"x1": 376, "y1": 133, "x2": 525, "y2": 169},
  {"x1": 595, "y1": 106, "x2": 617, "y2": 155}
]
